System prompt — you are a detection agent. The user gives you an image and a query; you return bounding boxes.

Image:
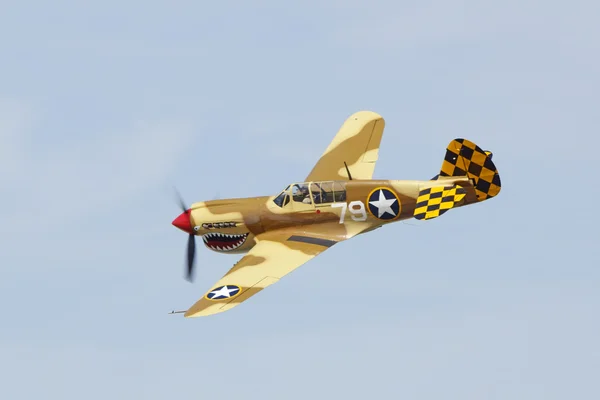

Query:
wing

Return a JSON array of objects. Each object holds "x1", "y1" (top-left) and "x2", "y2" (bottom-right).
[
  {"x1": 304, "y1": 110, "x2": 385, "y2": 182},
  {"x1": 184, "y1": 222, "x2": 371, "y2": 317}
]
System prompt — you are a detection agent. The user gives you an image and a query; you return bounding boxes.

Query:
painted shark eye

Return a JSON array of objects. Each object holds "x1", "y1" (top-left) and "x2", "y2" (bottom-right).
[{"x1": 194, "y1": 226, "x2": 200, "y2": 232}]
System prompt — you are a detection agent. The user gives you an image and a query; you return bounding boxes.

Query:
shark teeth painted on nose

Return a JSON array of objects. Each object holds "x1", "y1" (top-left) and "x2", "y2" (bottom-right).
[{"x1": 202, "y1": 232, "x2": 249, "y2": 252}]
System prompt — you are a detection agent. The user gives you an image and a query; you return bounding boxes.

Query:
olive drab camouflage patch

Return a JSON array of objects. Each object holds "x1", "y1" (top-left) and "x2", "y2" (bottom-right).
[{"x1": 170, "y1": 111, "x2": 502, "y2": 318}]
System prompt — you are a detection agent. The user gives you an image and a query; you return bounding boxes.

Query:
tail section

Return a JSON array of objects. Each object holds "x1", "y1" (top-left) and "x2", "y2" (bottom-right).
[
  {"x1": 413, "y1": 185, "x2": 467, "y2": 220},
  {"x1": 434, "y1": 138, "x2": 501, "y2": 201}
]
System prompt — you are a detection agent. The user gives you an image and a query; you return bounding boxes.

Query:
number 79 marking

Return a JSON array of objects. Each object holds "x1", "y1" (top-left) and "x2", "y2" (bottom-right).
[{"x1": 332, "y1": 201, "x2": 368, "y2": 224}]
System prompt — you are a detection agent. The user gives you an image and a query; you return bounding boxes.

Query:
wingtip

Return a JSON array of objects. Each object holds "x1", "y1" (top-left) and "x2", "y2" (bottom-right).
[{"x1": 349, "y1": 110, "x2": 383, "y2": 120}]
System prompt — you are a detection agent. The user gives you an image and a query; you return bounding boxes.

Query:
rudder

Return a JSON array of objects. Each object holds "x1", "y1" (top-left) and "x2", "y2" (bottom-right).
[{"x1": 436, "y1": 138, "x2": 501, "y2": 201}]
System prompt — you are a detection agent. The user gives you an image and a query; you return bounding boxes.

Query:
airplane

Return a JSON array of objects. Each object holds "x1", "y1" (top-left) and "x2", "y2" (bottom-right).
[{"x1": 171, "y1": 110, "x2": 501, "y2": 318}]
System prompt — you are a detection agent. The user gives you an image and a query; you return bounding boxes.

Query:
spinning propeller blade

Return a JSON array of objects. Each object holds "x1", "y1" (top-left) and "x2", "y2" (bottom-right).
[
  {"x1": 186, "y1": 233, "x2": 196, "y2": 281},
  {"x1": 174, "y1": 187, "x2": 188, "y2": 213},
  {"x1": 172, "y1": 188, "x2": 197, "y2": 282}
]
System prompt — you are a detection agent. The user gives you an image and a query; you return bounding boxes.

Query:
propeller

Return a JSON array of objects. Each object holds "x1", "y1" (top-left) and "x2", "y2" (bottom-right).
[
  {"x1": 185, "y1": 231, "x2": 196, "y2": 281},
  {"x1": 173, "y1": 188, "x2": 197, "y2": 282}
]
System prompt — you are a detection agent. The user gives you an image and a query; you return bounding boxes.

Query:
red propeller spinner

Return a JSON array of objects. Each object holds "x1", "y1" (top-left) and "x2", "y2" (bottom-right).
[{"x1": 172, "y1": 209, "x2": 193, "y2": 233}]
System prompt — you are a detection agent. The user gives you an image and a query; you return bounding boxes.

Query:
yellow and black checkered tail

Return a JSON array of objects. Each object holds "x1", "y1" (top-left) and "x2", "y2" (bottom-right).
[
  {"x1": 434, "y1": 138, "x2": 501, "y2": 201},
  {"x1": 413, "y1": 185, "x2": 467, "y2": 220}
]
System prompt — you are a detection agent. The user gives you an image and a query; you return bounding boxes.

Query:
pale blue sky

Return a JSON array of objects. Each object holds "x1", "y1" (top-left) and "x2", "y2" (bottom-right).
[{"x1": 1, "y1": 1, "x2": 599, "y2": 399}]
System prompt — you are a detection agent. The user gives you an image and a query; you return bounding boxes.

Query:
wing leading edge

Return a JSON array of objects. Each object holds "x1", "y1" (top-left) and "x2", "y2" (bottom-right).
[{"x1": 304, "y1": 110, "x2": 385, "y2": 182}]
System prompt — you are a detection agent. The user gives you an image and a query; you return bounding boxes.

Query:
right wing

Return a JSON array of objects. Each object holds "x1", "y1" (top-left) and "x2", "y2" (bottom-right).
[
  {"x1": 304, "y1": 110, "x2": 385, "y2": 182},
  {"x1": 184, "y1": 222, "x2": 374, "y2": 317}
]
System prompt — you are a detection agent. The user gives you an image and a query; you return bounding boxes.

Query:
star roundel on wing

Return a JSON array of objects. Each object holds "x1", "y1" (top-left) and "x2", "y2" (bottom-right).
[
  {"x1": 205, "y1": 284, "x2": 242, "y2": 301},
  {"x1": 367, "y1": 187, "x2": 401, "y2": 220}
]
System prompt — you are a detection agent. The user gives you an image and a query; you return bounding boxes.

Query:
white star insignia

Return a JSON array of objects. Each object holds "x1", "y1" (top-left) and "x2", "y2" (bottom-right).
[
  {"x1": 369, "y1": 190, "x2": 397, "y2": 218},
  {"x1": 209, "y1": 286, "x2": 238, "y2": 299}
]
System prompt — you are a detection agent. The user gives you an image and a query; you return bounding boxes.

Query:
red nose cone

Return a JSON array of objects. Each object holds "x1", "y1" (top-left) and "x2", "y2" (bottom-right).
[{"x1": 172, "y1": 210, "x2": 193, "y2": 233}]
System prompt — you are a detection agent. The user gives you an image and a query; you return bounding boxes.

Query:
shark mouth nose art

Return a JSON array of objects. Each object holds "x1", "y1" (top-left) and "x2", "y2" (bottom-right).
[{"x1": 202, "y1": 232, "x2": 249, "y2": 251}]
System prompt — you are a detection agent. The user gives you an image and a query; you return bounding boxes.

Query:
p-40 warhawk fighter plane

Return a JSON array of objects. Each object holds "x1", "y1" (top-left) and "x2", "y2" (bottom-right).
[{"x1": 172, "y1": 111, "x2": 501, "y2": 317}]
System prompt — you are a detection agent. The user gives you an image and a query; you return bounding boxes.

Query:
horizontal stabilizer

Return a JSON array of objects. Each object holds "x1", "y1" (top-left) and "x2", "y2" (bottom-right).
[{"x1": 413, "y1": 185, "x2": 467, "y2": 220}]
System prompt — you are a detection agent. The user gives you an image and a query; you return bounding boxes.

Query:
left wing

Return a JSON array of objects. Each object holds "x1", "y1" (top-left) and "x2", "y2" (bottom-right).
[
  {"x1": 184, "y1": 222, "x2": 371, "y2": 317},
  {"x1": 304, "y1": 110, "x2": 385, "y2": 182}
]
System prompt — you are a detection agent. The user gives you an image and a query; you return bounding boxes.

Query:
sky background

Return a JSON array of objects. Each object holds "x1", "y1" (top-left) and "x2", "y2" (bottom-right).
[{"x1": 1, "y1": 1, "x2": 599, "y2": 399}]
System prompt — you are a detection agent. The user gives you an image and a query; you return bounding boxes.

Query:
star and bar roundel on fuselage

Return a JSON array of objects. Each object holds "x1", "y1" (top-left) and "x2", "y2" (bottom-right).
[{"x1": 366, "y1": 187, "x2": 401, "y2": 220}]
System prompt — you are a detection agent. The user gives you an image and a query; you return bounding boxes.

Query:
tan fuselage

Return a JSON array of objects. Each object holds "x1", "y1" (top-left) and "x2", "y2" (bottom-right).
[{"x1": 186, "y1": 177, "x2": 474, "y2": 254}]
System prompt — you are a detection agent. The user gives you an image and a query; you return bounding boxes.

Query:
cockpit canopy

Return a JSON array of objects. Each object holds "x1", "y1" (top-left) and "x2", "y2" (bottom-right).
[{"x1": 273, "y1": 181, "x2": 347, "y2": 208}]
